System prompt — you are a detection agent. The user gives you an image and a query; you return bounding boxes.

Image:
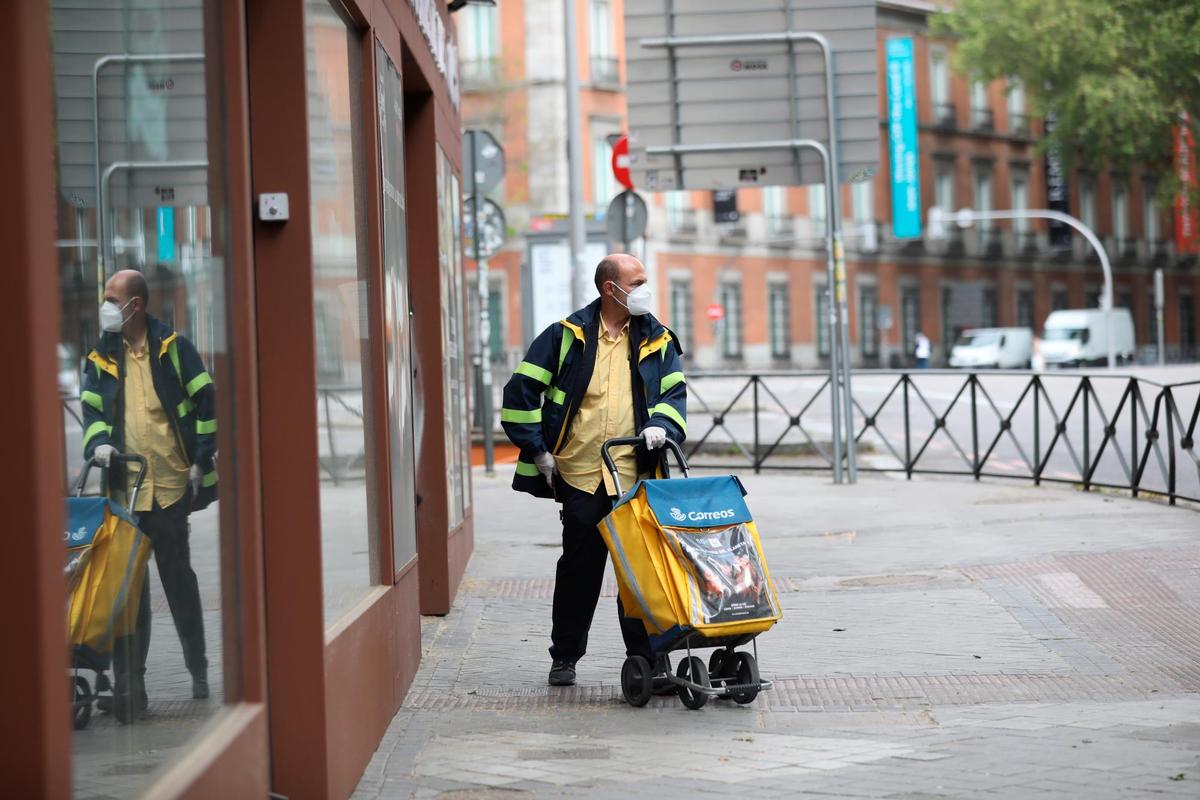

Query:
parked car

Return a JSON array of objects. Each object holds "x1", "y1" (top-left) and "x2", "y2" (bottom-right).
[
  {"x1": 1040, "y1": 308, "x2": 1135, "y2": 367},
  {"x1": 948, "y1": 327, "x2": 1034, "y2": 369}
]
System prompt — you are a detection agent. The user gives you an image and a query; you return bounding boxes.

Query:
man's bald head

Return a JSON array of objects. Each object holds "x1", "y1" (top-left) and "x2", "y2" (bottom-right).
[
  {"x1": 594, "y1": 253, "x2": 643, "y2": 294},
  {"x1": 106, "y1": 269, "x2": 149, "y2": 307}
]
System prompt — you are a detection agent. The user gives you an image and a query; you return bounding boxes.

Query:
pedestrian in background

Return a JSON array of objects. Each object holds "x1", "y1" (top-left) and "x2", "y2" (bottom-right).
[
  {"x1": 81, "y1": 269, "x2": 218, "y2": 720},
  {"x1": 914, "y1": 331, "x2": 931, "y2": 369},
  {"x1": 501, "y1": 254, "x2": 687, "y2": 688}
]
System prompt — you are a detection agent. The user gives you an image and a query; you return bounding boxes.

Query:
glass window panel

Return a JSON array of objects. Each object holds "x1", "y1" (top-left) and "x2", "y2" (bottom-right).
[
  {"x1": 720, "y1": 281, "x2": 743, "y2": 359},
  {"x1": 376, "y1": 41, "x2": 418, "y2": 569},
  {"x1": 305, "y1": 0, "x2": 377, "y2": 625},
  {"x1": 51, "y1": 0, "x2": 238, "y2": 790},
  {"x1": 860, "y1": 285, "x2": 879, "y2": 358},
  {"x1": 439, "y1": 151, "x2": 471, "y2": 528},
  {"x1": 815, "y1": 286, "x2": 831, "y2": 358},
  {"x1": 669, "y1": 278, "x2": 694, "y2": 356},
  {"x1": 901, "y1": 286, "x2": 920, "y2": 362},
  {"x1": 769, "y1": 281, "x2": 790, "y2": 359},
  {"x1": 851, "y1": 179, "x2": 873, "y2": 223}
]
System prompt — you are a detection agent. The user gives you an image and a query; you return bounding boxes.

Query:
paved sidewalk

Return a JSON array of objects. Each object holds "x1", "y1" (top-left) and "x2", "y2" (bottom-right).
[{"x1": 354, "y1": 469, "x2": 1200, "y2": 799}]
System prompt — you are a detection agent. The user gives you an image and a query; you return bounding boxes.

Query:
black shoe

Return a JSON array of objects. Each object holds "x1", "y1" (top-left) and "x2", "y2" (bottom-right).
[
  {"x1": 192, "y1": 674, "x2": 210, "y2": 700},
  {"x1": 104, "y1": 686, "x2": 148, "y2": 723},
  {"x1": 548, "y1": 659, "x2": 577, "y2": 686}
]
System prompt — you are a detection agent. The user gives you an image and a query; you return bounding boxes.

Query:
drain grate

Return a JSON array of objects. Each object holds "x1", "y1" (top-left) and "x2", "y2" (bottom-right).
[{"x1": 518, "y1": 747, "x2": 611, "y2": 760}]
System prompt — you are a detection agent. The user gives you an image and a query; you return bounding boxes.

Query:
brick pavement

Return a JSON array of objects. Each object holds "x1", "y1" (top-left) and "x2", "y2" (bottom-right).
[{"x1": 354, "y1": 470, "x2": 1200, "y2": 799}]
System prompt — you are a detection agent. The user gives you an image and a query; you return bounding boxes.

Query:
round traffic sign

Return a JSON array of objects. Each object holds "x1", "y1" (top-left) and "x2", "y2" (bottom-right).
[
  {"x1": 605, "y1": 190, "x2": 647, "y2": 245},
  {"x1": 611, "y1": 134, "x2": 633, "y2": 190},
  {"x1": 463, "y1": 197, "x2": 507, "y2": 259},
  {"x1": 706, "y1": 303, "x2": 725, "y2": 321}
]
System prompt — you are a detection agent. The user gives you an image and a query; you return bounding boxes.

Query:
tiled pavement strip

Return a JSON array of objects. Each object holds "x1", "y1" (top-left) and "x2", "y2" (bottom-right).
[{"x1": 354, "y1": 469, "x2": 1200, "y2": 799}]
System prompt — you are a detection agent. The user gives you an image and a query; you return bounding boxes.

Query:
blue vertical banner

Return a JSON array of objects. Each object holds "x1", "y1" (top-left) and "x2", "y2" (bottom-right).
[
  {"x1": 156, "y1": 206, "x2": 176, "y2": 264},
  {"x1": 886, "y1": 37, "x2": 921, "y2": 238}
]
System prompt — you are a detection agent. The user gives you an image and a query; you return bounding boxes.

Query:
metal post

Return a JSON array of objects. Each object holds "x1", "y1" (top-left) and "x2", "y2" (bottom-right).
[
  {"x1": 1082, "y1": 377, "x2": 1091, "y2": 491},
  {"x1": 564, "y1": 0, "x2": 588, "y2": 308},
  {"x1": 1155, "y1": 268, "x2": 1165, "y2": 365},
  {"x1": 902, "y1": 374, "x2": 912, "y2": 479},
  {"x1": 970, "y1": 375, "x2": 979, "y2": 479},
  {"x1": 937, "y1": 208, "x2": 1116, "y2": 368},
  {"x1": 474, "y1": 160, "x2": 496, "y2": 474},
  {"x1": 752, "y1": 376, "x2": 761, "y2": 474},
  {"x1": 645, "y1": 137, "x2": 845, "y2": 483},
  {"x1": 1033, "y1": 376, "x2": 1042, "y2": 486}
]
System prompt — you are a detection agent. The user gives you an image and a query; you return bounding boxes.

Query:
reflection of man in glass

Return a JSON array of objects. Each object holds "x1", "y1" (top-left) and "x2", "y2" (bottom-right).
[{"x1": 81, "y1": 270, "x2": 218, "y2": 721}]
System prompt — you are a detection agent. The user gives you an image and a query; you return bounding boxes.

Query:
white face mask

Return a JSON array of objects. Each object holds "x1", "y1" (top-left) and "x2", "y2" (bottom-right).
[
  {"x1": 99, "y1": 299, "x2": 134, "y2": 333},
  {"x1": 610, "y1": 282, "x2": 653, "y2": 316}
]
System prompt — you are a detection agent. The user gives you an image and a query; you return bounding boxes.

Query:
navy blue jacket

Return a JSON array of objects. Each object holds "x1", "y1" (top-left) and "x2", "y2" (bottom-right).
[{"x1": 501, "y1": 299, "x2": 687, "y2": 499}]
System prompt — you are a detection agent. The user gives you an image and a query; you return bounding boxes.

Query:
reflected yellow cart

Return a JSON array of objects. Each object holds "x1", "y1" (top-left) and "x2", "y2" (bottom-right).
[{"x1": 599, "y1": 438, "x2": 782, "y2": 709}]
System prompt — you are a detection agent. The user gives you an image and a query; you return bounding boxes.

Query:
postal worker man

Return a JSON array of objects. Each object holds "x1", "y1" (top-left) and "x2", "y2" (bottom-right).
[{"x1": 501, "y1": 253, "x2": 687, "y2": 687}]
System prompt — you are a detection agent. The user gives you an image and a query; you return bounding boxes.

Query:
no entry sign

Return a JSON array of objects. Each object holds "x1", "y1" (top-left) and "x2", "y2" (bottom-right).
[
  {"x1": 706, "y1": 303, "x2": 725, "y2": 321},
  {"x1": 611, "y1": 134, "x2": 633, "y2": 190}
]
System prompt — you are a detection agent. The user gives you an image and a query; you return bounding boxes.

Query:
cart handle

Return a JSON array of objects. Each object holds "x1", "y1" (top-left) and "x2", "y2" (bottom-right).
[
  {"x1": 601, "y1": 435, "x2": 689, "y2": 497},
  {"x1": 74, "y1": 453, "x2": 149, "y2": 514}
]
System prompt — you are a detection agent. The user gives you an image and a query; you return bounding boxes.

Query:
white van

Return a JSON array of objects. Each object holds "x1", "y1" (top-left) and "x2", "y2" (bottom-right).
[
  {"x1": 1040, "y1": 308, "x2": 1136, "y2": 367},
  {"x1": 949, "y1": 327, "x2": 1034, "y2": 369}
]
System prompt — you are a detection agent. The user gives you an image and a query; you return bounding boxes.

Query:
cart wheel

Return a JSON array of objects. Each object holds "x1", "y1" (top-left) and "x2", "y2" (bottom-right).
[
  {"x1": 676, "y1": 656, "x2": 710, "y2": 710},
  {"x1": 72, "y1": 675, "x2": 92, "y2": 730},
  {"x1": 730, "y1": 652, "x2": 760, "y2": 705},
  {"x1": 708, "y1": 649, "x2": 731, "y2": 685},
  {"x1": 621, "y1": 656, "x2": 652, "y2": 707}
]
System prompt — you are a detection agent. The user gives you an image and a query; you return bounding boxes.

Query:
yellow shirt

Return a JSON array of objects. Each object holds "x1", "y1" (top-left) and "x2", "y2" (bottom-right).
[
  {"x1": 556, "y1": 315, "x2": 639, "y2": 497},
  {"x1": 122, "y1": 337, "x2": 190, "y2": 511}
]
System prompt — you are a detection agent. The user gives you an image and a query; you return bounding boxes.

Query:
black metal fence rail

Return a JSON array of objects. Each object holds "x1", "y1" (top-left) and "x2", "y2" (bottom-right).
[{"x1": 684, "y1": 370, "x2": 1200, "y2": 506}]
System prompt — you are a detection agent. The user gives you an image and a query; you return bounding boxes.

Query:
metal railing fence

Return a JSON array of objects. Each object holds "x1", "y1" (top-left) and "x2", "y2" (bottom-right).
[{"x1": 683, "y1": 370, "x2": 1200, "y2": 505}]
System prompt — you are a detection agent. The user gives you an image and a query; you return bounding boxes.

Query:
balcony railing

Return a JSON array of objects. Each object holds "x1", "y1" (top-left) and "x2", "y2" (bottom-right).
[
  {"x1": 971, "y1": 107, "x2": 995, "y2": 131},
  {"x1": 1009, "y1": 112, "x2": 1031, "y2": 137},
  {"x1": 590, "y1": 55, "x2": 619, "y2": 86},
  {"x1": 461, "y1": 57, "x2": 501, "y2": 87},
  {"x1": 933, "y1": 101, "x2": 956, "y2": 129}
]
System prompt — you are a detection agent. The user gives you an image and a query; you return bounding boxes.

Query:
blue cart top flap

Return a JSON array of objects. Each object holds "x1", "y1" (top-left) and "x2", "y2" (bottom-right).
[
  {"x1": 64, "y1": 496, "x2": 136, "y2": 549},
  {"x1": 641, "y1": 475, "x2": 752, "y2": 529}
]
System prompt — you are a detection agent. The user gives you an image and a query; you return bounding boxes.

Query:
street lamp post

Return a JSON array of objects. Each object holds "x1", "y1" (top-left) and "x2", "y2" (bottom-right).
[{"x1": 928, "y1": 207, "x2": 1118, "y2": 369}]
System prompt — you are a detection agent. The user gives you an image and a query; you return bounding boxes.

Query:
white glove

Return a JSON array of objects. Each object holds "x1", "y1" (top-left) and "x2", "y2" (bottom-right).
[
  {"x1": 533, "y1": 451, "x2": 556, "y2": 487},
  {"x1": 642, "y1": 426, "x2": 668, "y2": 450},
  {"x1": 189, "y1": 464, "x2": 203, "y2": 495},
  {"x1": 94, "y1": 444, "x2": 117, "y2": 467}
]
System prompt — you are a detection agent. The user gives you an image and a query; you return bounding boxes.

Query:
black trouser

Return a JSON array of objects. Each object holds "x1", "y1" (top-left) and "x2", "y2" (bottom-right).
[
  {"x1": 112, "y1": 494, "x2": 208, "y2": 691},
  {"x1": 549, "y1": 478, "x2": 652, "y2": 664}
]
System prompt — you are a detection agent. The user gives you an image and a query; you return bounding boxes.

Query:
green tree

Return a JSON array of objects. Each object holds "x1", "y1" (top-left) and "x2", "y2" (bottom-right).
[{"x1": 933, "y1": 0, "x2": 1200, "y2": 174}]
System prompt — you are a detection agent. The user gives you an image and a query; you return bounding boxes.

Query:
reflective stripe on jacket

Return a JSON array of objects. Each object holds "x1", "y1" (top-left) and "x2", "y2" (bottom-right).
[
  {"x1": 81, "y1": 315, "x2": 218, "y2": 511},
  {"x1": 501, "y1": 298, "x2": 687, "y2": 499}
]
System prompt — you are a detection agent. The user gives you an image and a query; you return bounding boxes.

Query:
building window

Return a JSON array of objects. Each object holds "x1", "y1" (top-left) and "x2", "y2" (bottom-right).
[
  {"x1": 807, "y1": 183, "x2": 827, "y2": 227},
  {"x1": 1011, "y1": 169, "x2": 1030, "y2": 244},
  {"x1": 1112, "y1": 181, "x2": 1129, "y2": 251},
  {"x1": 1016, "y1": 287, "x2": 1034, "y2": 330},
  {"x1": 1080, "y1": 176, "x2": 1096, "y2": 231},
  {"x1": 460, "y1": 3, "x2": 500, "y2": 84},
  {"x1": 592, "y1": 131, "x2": 616, "y2": 208},
  {"x1": 1143, "y1": 178, "x2": 1160, "y2": 250},
  {"x1": 860, "y1": 285, "x2": 879, "y2": 359},
  {"x1": 941, "y1": 285, "x2": 954, "y2": 358},
  {"x1": 1007, "y1": 77, "x2": 1028, "y2": 134},
  {"x1": 815, "y1": 285, "x2": 831, "y2": 358},
  {"x1": 934, "y1": 159, "x2": 955, "y2": 213},
  {"x1": 970, "y1": 80, "x2": 993, "y2": 129},
  {"x1": 930, "y1": 47, "x2": 952, "y2": 125},
  {"x1": 467, "y1": 275, "x2": 504, "y2": 361},
  {"x1": 1051, "y1": 286, "x2": 1069, "y2": 311},
  {"x1": 981, "y1": 286, "x2": 997, "y2": 329},
  {"x1": 720, "y1": 281, "x2": 743, "y2": 359},
  {"x1": 1180, "y1": 294, "x2": 1196, "y2": 353},
  {"x1": 768, "y1": 280, "x2": 790, "y2": 359},
  {"x1": 973, "y1": 165, "x2": 994, "y2": 246},
  {"x1": 665, "y1": 191, "x2": 690, "y2": 232},
  {"x1": 589, "y1": 0, "x2": 618, "y2": 84},
  {"x1": 669, "y1": 277, "x2": 694, "y2": 356},
  {"x1": 851, "y1": 178, "x2": 873, "y2": 223},
  {"x1": 901, "y1": 286, "x2": 921, "y2": 362},
  {"x1": 763, "y1": 186, "x2": 789, "y2": 234}
]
